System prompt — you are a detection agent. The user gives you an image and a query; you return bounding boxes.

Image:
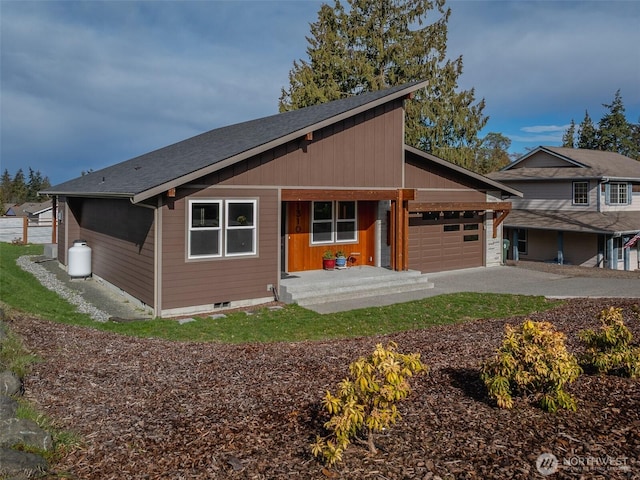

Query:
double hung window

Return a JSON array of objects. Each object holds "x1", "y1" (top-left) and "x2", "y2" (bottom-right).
[
  {"x1": 572, "y1": 182, "x2": 588, "y2": 205},
  {"x1": 189, "y1": 200, "x2": 256, "y2": 258},
  {"x1": 608, "y1": 183, "x2": 629, "y2": 205},
  {"x1": 311, "y1": 201, "x2": 357, "y2": 244}
]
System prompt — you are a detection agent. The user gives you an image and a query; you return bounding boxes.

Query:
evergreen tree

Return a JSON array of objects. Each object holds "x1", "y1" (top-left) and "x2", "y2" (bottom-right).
[
  {"x1": 630, "y1": 121, "x2": 640, "y2": 159},
  {"x1": 0, "y1": 169, "x2": 13, "y2": 205},
  {"x1": 279, "y1": 3, "x2": 351, "y2": 109},
  {"x1": 562, "y1": 119, "x2": 576, "y2": 148},
  {"x1": 598, "y1": 90, "x2": 636, "y2": 158},
  {"x1": 11, "y1": 169, "x2": 27, "y2": 204},
  {"x1": 26, "y1": 168, "x2": 50, "y2": 202},
  {"x1": 577, "y1": 111, "x2": 598, "y2": 149},
  {"x1": 280, "y1": 0, "x2": 488, "y2": 171}
]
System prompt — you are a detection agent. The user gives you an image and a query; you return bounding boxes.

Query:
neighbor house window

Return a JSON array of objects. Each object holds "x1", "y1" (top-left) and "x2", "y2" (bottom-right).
[
  {"x1": 311, "y1": 201, "x2": 357, "y2": 244},
  {"x1": 573, "y1": 181, "x2": 588, "y2": 205},
  {"x1": 608, "y1": 182, "x2": 629, "y2": 205},
  {"x1": 189, "y1": 199, "x2": 257, "y2": 258},
  {"x1": 516, "y1": 228, "x2": 528, "y2": 255}
]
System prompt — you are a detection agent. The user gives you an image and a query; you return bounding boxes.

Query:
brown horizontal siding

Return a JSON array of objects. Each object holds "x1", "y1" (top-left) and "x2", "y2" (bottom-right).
[
  {"x1": 67, "y1": 198, "x2": 155, "y2": 306},
  {"x1": 195, "y1": 100, "x2": 404, "y2": 189},
  {"x1": 161, "y1": 187, "x2": 279, "y2": 310}
]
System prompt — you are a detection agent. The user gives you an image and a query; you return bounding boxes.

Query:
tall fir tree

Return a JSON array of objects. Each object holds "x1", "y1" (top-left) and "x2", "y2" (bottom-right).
[
  {"x1": 562, "y1": 119, "x2": 576, "y2": 148},
  {"x1": 280, "y1": 0, "x2": 488, "y2": 171},
  {"x1": 11, "y1": 169, "x2": 27, "y2": 204},
  {"x1": 26, "y1": 168, "x2": 51, "y2": 202},
  {"x1": 597, "y1": 90, "x2": 636, "y2": 158},
  {"x1": 577, "y1": 111, "x2": 598, "y2": 150},
  {"x1": 0, "y1": 169, "x2": 13, "y2": 205}
]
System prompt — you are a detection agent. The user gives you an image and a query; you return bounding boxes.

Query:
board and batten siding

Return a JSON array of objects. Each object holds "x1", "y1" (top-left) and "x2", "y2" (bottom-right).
[
  {"x1": 160, "y1": 187, "x2": 279, "y2": 313},
  {"x1": 65, "y1": 198, "x2": 155, "y2": 307},
  {"x1": 199, "y1": 101, "x2": 404, "y2": 189}
]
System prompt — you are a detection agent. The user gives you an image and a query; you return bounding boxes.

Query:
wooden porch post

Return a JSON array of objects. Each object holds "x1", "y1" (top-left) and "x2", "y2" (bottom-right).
[
  {"x1": 390, "y1": 199, "x2": 397, "y2": 271},
  {"x1": 392, "y1": 189, "x2": 410, "y2": 271}
]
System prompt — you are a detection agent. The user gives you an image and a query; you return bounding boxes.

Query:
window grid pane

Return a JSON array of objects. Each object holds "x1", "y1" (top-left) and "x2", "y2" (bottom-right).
[
  {"x1": 573, "y1": 182, "x2": 588, "y2": 205},
  {"x1": 610, "y1": 183, "x2": 628, "y2": 205}
]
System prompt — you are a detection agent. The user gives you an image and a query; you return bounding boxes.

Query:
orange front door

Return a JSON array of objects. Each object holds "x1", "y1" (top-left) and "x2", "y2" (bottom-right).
[{"x1": 285, "y1": 201, "x2": 376, "y2": 272}]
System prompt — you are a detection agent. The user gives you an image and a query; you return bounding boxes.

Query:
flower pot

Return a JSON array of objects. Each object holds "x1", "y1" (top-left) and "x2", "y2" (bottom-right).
[
  {"x1": 335, "y1": 255, "x2": 347, "y2": 268},
  {"x1": 323, "y1": 258, "x2": 336, "y2": 270}
]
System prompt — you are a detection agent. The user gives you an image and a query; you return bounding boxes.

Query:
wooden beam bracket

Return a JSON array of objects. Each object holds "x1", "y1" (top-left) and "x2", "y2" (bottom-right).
[{"x1": 493, "y1": 209, "x2": 510, "y2": 239}]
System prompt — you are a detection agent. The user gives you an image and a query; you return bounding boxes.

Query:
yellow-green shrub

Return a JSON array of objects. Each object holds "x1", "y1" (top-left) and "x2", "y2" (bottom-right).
[
  {"x1": 311, "y1": 342, "x2": 427, "y2": 465},
  {"x1": 580, "y1": 307, "x2": 640, "y2": 378},
  {"x1": 481, "y1": 320, "x2": 581, "y2": 412}
]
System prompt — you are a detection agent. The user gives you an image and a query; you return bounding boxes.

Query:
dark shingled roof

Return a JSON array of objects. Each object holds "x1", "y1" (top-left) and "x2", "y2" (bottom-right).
[{"x1": 43, "y1": 81, "x2": 428, "y2": 202}]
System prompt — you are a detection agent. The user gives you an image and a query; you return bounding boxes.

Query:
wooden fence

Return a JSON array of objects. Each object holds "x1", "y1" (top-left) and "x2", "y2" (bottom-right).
[{"x1": 0, "y1": 217, "x2": 55, "y2": 244}]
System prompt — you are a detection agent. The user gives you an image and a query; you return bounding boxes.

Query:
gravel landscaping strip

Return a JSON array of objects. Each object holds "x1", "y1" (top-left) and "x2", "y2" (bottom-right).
[{"x1": 17, "y1": 256, "x2": 111, "y2": 323}]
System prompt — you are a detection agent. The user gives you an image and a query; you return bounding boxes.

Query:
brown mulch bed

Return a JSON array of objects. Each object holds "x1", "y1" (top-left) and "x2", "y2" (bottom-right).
[{"x1": 8, "y1": 298, "x2": 640, "y2": 479}]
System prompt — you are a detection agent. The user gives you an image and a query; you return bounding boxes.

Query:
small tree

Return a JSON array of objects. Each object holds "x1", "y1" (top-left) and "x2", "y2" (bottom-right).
[
  {"x1": 311, "y1": 342, "x2": 427, "y2": 465},
  {"x1": 579, "y1": 307, "x2": 640, "y2": 378},
  {"x1": 481, "y1": 320, "x2": 581, "y2": 412}
]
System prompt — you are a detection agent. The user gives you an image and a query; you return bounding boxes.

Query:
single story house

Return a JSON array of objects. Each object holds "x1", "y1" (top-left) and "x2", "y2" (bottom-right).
[{"x1": 43, "y1": 81, "x2": 520, "y2": 317}]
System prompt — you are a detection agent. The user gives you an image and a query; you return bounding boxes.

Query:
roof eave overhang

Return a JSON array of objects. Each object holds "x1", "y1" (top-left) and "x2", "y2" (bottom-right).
[
  {"x1": 504, "y1": 222, "x2": 639, "y2": 236},
  {"x1": 404, "y1": 145, "x2": 523, "y2": 197},
  {"x1": 39, "y1": 190, "x2": 135, "y2": 200},
  {"x1": 132, "y1": 81, "x2": 431, "y2": 204}
]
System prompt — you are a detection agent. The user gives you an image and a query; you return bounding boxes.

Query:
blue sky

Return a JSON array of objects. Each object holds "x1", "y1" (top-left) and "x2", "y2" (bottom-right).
[{"x1": 1, "y1": 0, "x2": 639, "y2": 185}]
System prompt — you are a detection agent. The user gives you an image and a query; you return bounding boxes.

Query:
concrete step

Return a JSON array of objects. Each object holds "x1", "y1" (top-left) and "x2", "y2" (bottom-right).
[{"x1": 280, "y1": 268, "x2": 434, "y2": 307}]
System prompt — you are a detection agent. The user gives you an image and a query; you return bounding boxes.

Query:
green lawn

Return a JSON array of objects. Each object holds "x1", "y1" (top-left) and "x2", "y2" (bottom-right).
[{"x1": 1, "y1": 242, "x2": 560, "y2": 343}]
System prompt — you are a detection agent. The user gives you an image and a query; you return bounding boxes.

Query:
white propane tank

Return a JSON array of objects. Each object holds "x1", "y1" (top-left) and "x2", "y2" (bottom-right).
[{"x1": 68, "y1": 240, "x2": 92, "y2": 278}]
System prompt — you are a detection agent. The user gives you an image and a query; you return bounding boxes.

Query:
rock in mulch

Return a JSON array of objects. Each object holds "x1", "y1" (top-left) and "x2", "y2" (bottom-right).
[
  {"x1": 0, "y1": 371, "x2": 22, "y2": 397},
  {"x1": 0, "y1": 418, "x2": 53, "y2": 451},
  {"x1": 0, "y1": 447, "x2": 48, "y2": 479},
  {"x1": 0, "y1": 395, "x2": 18, "y2": 420}
]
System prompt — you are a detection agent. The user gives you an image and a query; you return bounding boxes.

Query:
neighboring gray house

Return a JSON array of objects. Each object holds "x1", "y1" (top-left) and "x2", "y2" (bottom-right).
[
  {"x1": 4, "y1": 200, "x2": 53, "y2": 224},
  {"x1": 488, "y1": 146, "x2": 640, "y2": 270}
]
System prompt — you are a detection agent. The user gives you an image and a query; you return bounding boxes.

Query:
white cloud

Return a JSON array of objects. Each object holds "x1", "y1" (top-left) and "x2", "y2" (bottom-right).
[{"x1": 520, "y1": 125, "x2": 571, "y2": 134}]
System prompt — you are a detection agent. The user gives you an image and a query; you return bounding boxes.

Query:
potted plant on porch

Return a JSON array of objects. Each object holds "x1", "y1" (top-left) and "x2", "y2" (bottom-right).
[
  {"x1": 335, "y1": 250, "x2": 347, "y2": 269},
  {"x1": 323, "y1": 250, "x2": 336, "y2": 270}
]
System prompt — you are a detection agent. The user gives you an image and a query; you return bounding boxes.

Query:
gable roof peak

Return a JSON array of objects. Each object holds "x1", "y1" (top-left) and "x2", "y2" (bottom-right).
[{"x1": 42, "y1": 80, "x2": 429, "y2": 202}]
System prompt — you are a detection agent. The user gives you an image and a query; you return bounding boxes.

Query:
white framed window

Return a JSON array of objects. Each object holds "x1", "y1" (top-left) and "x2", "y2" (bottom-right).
[
  {"x1": 572, "y1": 181, "x2": 588, "y2": 205},
  {"x1": 188, "y1": 199, "x2": 257, "y2": 259},
  {"x1": 311, "y1": 200, "x2": 357, "y2": 244},
  {"x1": 225, "y1": 200, "x2": 257, "y2": 256},
  {"x1": 336, "y1": 201, "x2": 357, "y2": 242},
  {"x1": 608, "y1": 182, "x2": 629, "y2": 205},
  {"x1": 189, "y1": 200, "x2": 222, "y2": 258}
]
